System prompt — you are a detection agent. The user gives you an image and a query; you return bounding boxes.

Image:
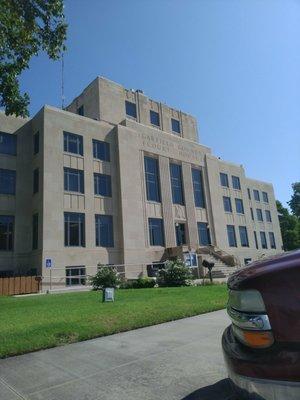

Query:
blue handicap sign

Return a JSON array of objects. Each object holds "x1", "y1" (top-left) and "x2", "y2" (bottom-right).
[{"x1": 45, "y1": 258, "x2": 52, "y2": 269}]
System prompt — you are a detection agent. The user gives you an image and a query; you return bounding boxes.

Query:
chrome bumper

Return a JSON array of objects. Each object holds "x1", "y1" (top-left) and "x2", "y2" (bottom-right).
[{"x1": 229, "y1": 370, "x2": 300, "y2": 400}]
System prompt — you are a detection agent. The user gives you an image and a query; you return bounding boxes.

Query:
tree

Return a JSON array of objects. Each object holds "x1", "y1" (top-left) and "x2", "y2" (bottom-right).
[
  {"x1": 288, "y1": 182, "x2": 300, "y2": 219},
  {"x1": 0, "y1": 0, "x2": 67, "y2": 117},
  {"x1": 276, "y1": 200, "x2": 300, "y2": 251}
]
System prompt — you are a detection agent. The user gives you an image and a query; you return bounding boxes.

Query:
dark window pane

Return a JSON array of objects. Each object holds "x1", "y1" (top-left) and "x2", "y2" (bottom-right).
[
  {"x1": 66, "y1": 266, "x2": 86, "y2": 286},
  {"x1": 250, "y1": 208, "x2": 254, "y2": 220},
  {"x1": 239, "y1": 226, "x2": 249, "y2": 247},
  {"x1": 0, "y1": 215, "x2": 14, "y2": 251},
  {"x1": 235, "y1": 198, "x2": 244, "y2": 214},
  {"x1": 144, "y1": 157, "x2": 160, "y2": 202},
  {"x1": 170, "y1": 163, "x2": 184, "y2": 205},
  {"x1": 0, "y1": 169, "x2": 16, "y2": 195},
  {"x1": 95, "y1": 215, "x2": 114, "y2": 247},
  {"x1": 198, "y1": 222, "x2": 211, "y2": 246},
  {"x1": 247, "y1": 188, "x2": 251, "y2": 200},
  {"x1": 192, "y1": 168, "x2": 205, "y2": 208},
  {"x1": 0, "y1": 132, "x2": 17, "y2": 155},
  {"x1": 32, "y1": 213, "x2": 38, "y2": 250},
  {"x1": 220, "y1": 173, "x2": 229, "y2": 187},
  {"x1": 149, "y1": 218, "x2": 164, "y2": 246},
  {"x1": 232, "y1": 176, "x2": 241, "y2": 190},
  {"x1": 92, "y1": 139, "x2": 110, "y2": 161},
  {"x1": 254, "y1": 231, "x2": 259, "y2": 249},
  {"x1": 33, "y1": 168, "x2": 39, "y2": 194},
  {"x1": 265, "y1": 210, "x2": 272, "y2": 222},
  {"x1": 33, "y1": 132, "x2": 39, "y2": 154},
  {"x1": 256, "y1": 208, "x2": 263, "y2": 221},
  {"x1": 77, "y1": 105, "x2": 84, "y2": 116},
  {"x1": 269, "y1": 232, "x2": 276, "y2": 249},
  {"x1": 171, "y1": 118, "x2": 181, "y2": 134},
  {"x1": 253, "y1": 189, "x2": 260, "y2": 201},
  {"x1": 64, "y1": 168, "x2": 84, "y2": 193},
  {"x1": 63, "y1": 132, "x2": 83, "y2": 156},
  {"x1": 150, "y1": 110, "x2": 160, "y2": 126},
  {"x1": 260, "y1": 231, "x2": 267, "y2": 249},
  {"x1": 223, "y1": 196, "x2": 232, "y2": 212},
  {"x1": 175, "y1": 223, "x2": 186, "y2": 246},
  {"x1": 64, "y1": 212, "x2": 85, "y2": 247},
  {"x1": 94, "y1": 173, "x2": 112, "y2": 197},
  {"x1": 125, "y1": 101, "x2": 137, "y2": 118},
  {"x1": 227, "y1": 225, "x2": 237, "y2": 247},
  {"x1": 262, "y1": 191, "x2": 269, "y2": 203}
]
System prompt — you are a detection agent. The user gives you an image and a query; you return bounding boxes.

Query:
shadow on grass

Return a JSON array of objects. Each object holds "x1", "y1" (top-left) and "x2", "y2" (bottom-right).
[{"x1": 182, "y1": 378, "x2": 235, "y2": 400}]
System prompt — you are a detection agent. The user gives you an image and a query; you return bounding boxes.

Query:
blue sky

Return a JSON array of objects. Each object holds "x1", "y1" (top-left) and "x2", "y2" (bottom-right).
[{"x1": 20, "y1": 0, "x2": 299, "y2": 207}]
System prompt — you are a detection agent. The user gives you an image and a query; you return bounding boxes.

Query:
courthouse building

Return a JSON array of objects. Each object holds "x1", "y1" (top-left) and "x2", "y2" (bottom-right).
[{"x1": 0, "y1": 77, "x2": 282, "y2": 285}]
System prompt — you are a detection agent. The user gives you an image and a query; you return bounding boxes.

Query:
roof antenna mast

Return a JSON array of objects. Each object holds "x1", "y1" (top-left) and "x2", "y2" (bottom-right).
[{"x1": 61, "y1": 53, "x2": 65, "y2": 109}]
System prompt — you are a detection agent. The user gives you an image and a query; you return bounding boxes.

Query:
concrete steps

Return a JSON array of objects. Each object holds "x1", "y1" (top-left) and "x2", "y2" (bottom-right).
[{"x1": 200, "y1": 254, "x2": 238, "y2": 279}]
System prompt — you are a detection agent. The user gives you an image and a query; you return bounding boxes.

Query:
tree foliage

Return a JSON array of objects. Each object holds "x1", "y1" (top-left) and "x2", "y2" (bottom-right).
[
  {"x1": 276, "y1": 200, "x2": 300, "y2": 251},
  {"x1": 90, "y1": 266, "x2": 121, "y2": 290},
  {"x1": 0, "y1": 0, "x2": 67, "y2": 117},
  {"x1": 288, "y1": 182, "x2": 300, "y2": 219}
]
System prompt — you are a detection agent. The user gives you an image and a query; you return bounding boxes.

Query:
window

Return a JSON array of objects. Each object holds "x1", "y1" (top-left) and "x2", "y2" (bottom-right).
[
  {"x1": 175, "y1": 223, "x2": 186, "y2": 246},
  {"x1": 239, "y1": 226, "x2": 249, "y2": 247},
  {"x1": 254, "y1": 231, "x2": 259, "y2": 249},
  {"x1": 256, "y1": 208, "x2": 263, "y2": 222},
  {"x1": 262, "y1": 191, "x2": 269, "y2": 203},
  {"x1": 148, "y1": 218, "x2": 165, "y2": 246},
  {"x1": 250, "y1": 207, "x2": 254, "y2": 220},
  {"x1": 94, "y1": 173, "x2": 112, "y2": 197},
  {"x1": 93, "y1": 139, "x2": 110, "y2": 161},
  {"x1": 227, "y1": 225, "x2": 237, "y2": 247},
  {"x1": 244, "y1": 258, "x2": 252, "y2": 265},
  {"x1": 269, "y1": 232, "x2": 276, "y2": 249},
  {"x1": 125, "y1": 101, "x2": 137, "y2": 118},
  {"x1": 223, "y1": 196, "x2": 232, "y2": 212},
  {"x1": 253, "y1": 189, "x2": 260, "y2": 201},
  {"x1": 0, "y1": 216, "x2": 14, "y2": 251},
  {"x1": 198, "y1": 222, "x2": 211, "y2": 246},
  {"x1": 64, "y1": 168, "x2": 84, "y2": 193},
  {"x1": 33, "y1": 168, "x2": 39, "y2": 194},
  {"x1": 33, "y1": 132, "x2": 39, "y2": 154},
  {"x1": 0, "y1": 169, "x2": 16, "y2": 195},
  {"x1": 232, "y1": 176, "x2": 241, "y2": 190},
  {"x1": 247, "y1": 188, "x2": 251, "y2": 200},
  {"x1": 144, "y1": 156, "x2": 160, "y2": 202},
  {"x1": 77, "y1": 105, "x2": 84, "y2": 116},
  {"x1": 260, "y1": 231, "x2": 267, "y2": 249},
  {"x1": 95, "y1": 215, "x2": 114, "y2": 247},
  {"x1": 64, "y1": 212, "x2": 85, "y2": 247},
  {"x1": 170, "y1": 163, "x2": 184, "y2": 205},
  {"x1": 32, "y1": 213, "x2": 38, "y2": 250},
  {"x1": 265, "y1": 210, "x2": 272, "y2": 222},
  {"x1": 220, "y1": 172, "x2": 229, "y2": 187},
  {"x1": 66, "y1": 267, "x2": 86, "y2": 286},
  {"x1": 63, "y1": 132, "x2": 83, "y2": 156},
  {"x1": 192, "y1": 168, "x2": 205, "y2": 208},
  {"x1": 235, "y1": 198, "x2": 244, "y2": 214},
  {"x1": 150, "y1": 110, "x2": 160, "y2": 127},
  {"x1": 0, "y1": 132, "x2": 17, "y2": 155},
  {"x1": 171, "y1": 118, "x2": 181, "y2": 134}
]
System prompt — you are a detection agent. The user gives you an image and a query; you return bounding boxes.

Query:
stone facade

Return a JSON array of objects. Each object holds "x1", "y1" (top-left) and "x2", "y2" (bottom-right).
[{"x1": 0, "y1": 77, "x2": 283, "y2": 286}]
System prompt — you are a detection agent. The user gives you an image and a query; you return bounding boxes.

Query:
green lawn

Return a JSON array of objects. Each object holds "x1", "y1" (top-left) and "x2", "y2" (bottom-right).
[{"x1": 0, "y1": 285, "x2": 227, "y2": 358}]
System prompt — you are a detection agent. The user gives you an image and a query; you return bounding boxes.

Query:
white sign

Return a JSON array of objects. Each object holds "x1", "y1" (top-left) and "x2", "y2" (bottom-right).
[{"x1": 45, "y1": 258, "x2": 53, "y2": 269}]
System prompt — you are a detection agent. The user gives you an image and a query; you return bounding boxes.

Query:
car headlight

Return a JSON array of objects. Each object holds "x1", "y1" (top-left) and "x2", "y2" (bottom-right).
[{"x1": 228, "y1": 289, "x2": 266, "y2": 313}]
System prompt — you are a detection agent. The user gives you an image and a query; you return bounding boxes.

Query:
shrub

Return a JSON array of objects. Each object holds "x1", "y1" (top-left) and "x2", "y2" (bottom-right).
[
  {"x1": 90, "y1": 266, "x2": 120, "y2": 290},
  {"x1": 119, "y1": 277, "x2": 156, "y2": 289},
  {"x1": 157, "y1": 259, "x2": 193, "y2": 287}
]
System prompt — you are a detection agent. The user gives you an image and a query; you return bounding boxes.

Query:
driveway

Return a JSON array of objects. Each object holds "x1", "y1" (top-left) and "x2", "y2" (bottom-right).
[{"x1": 0, "y1": 309, "x2": 233, "y2": 400}]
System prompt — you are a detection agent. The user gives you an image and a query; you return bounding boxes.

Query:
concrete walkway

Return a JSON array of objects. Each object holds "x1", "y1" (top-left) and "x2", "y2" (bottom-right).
[{"x1": 0, "y1": 310, "x2": 233, "y2": 400}]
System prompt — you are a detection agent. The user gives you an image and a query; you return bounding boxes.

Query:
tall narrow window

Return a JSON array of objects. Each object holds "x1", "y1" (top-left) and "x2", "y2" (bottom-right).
[
  {"x1": 253, "y1": 189, "x2": 260, "y2": 201},
  {"x1": 92, "y1": 139, "x2": 110, "y2": 161},
  {"x1": 0, "y1": 132, "x2": 17, "y2": 155},
  {"x1": 125, "y1": 101, "x2": 137, "y2": 118},
  {"x1": 94, "y1": 173, "x2": 112, "y2": 197},
  {"x1": 33, "y1": 168, "x2": 39, "y2": 194},
  {"x1": 232, "y1": 176, "x2": 241, "y2": 190},
  {"x1": 198, "y1": 222, "x2": 211, "y2": 246},
  {"x1": 260, "y1": 231, "x2": 267, "y2": 249},
  {"x1": 64, "y1": 168, "x2": 84, "y2": 193},
  {"x1": 247, "y1": 188, "x2": 251, "y2": 200},
  {"x1": 223, "y1": 196, "x2": 232, "y2": 212},
  {"x1": 265, "y1": 210, "x2": 272, "y2": 222},
  {"x1": 95, "y1": 215, "x2": 114, "y2": 247},
  {"x1": 171, "y1": 118, "x2": 181, "y2": 134},
  {"x1": 250, "y1": 207, "x2": 254, "y2": 220},
  {"x1": 256, "y1": 208, "x2": 263, "y2": 222},
  {"x1": 77, "y1": 105, "x2": 84, "y2": 116},
  {"x1": 220, "y1": 172, "x2": 229, "y2": 187},
  {"x1": 175, "y1": 223, "x2": 186, "y2": 246},
  {"x1": 227, "y1": 225, "x2": 237, "y2": 247},
  {"x1": 170, "y1": 163, "x2": 184, "y2": 205},
  {"x1": 148, "y1": 218, "x2": 164, "y2": 246},
  {"x1": 64, "y1": 212, "x2": 85, "y2": 247},
  {"x1": 0, "y1": 169, "x2": 16, "y2": 195},
  {"x1": 144, "y1": 156, "x2": 160, "y2": 202},
  {"x1": 33, "y1": 132, "x2": 39, "y2": 154},
  {"x1": 32, "y1": 213, "x2": 38, "y2": 250},
  {"x1": 269, "y1": 232, "x2": 276, "y2": 249},
  {"x1": 262, "y1": 192, "x2": 269, "y2": 203},
  {"x1": 235, "y1": 198, "x2": 244, "y2": 214},
  {"x1": 150, "y1": 110, "x2": 160, "y2": 127},
  {"x1": 0, "y1": 215, "x2": 14, "y2": 251},
  {"x1": 254, "y1": 231, "x2": 259, "y2": 249},
  {"x1": 192, "y1": 168, "x2": 205, "y2": 208},
  {"x1": 63, "y1": 132, "x2": 83, "y2": 156},
  {"x1": 239, "y1": 226, "x2": 249, "y2": 247}
]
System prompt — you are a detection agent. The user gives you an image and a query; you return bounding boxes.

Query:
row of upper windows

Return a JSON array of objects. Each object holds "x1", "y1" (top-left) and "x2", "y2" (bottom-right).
[
  {"x1": 0, "y1": 214, "x2": 38, "y2": 252},
  {"x1": 63, "y1": 131, "x2": 110, "y2": 161},
  {"x1": 248, "y1": 188, "x2": 269, "y2": 203},
  {"x1": 250, "y1": 207, "x2": 272, "y2": 222},
  {"x1": 125, "y1": 101, "x2": 181, "y2": 134},
  {"x1": 64, "y1": 167, "x2": 112, "y2": 197},
  {"x1": 226, "y1": 225, "x2": 276, "y2": 249},
  {"x1": 144, "y1": 156, "x2": 206, "y2": 208},
  {"x1": 0, "y1": 131, "x2": 39, "y2": 157},
  {"x1": 220, "y1": 172, "x2": 241, "y2": 190},
  {"x1": 223, "y1": 196, "x2": 272, "y2": 222}
]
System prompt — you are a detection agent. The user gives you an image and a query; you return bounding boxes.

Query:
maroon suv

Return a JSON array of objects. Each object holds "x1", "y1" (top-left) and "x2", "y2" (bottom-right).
[{"x1": 222, "y1": 250, "x2": 300, "y2": 400}]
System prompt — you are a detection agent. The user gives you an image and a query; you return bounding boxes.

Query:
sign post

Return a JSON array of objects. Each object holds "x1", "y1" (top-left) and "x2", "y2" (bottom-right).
[{"x1": 45, "y1": 258, "x2": 53, "y2": 290}]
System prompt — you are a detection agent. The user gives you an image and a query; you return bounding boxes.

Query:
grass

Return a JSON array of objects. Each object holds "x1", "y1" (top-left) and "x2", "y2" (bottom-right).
[{"x1": 0, "y1": 285, "x2": 228, "y2": 358}]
